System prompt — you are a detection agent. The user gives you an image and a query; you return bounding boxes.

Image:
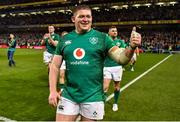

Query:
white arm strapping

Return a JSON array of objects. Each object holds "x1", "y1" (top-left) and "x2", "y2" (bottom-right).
[{"x1": 108, "y1": 47, "x2": 134, "y2": 65}]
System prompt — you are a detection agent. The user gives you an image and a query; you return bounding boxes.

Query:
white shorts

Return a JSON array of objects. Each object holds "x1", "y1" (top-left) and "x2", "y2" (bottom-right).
[
  {"x1": 60, "y1": 60, "x2": 66, "y2": 70},
  {"x1": 103, "y1": 66, "x2": 123, "y2": 81},
  {"x1": 43, "y1": 51, "x2": 53, "y2": 65},
  {"x1": 131, "y1": 53, "x2": 137, "y2": 61},
  {"x1": 57, "y1": 97, "x2": 104, "y2": 120}
]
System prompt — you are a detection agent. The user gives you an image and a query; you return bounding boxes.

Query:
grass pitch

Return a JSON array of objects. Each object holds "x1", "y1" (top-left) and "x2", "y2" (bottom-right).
[{"x1": 0, "y1": 48, "x2": 179, "y2": 121}]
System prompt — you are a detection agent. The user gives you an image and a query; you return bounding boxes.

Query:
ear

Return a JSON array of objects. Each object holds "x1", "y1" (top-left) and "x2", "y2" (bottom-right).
[{"x1": 71, "y1": 16, "x2": 75, "y2": 23}]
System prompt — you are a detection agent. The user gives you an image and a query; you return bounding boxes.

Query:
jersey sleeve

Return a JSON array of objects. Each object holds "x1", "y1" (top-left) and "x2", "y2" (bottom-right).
[
  {"x1": 104, "y1": 34, "x2": 115, "y2": 52},
  {"x1": 55, "y1": 39, "x2": 64, "y2": 56},
  {"x1": 54, "y1": 34, "x2": 60, "y2": 42},
  {"x1": 120, "y1": 40, "x2": 126, "y2": 48}
]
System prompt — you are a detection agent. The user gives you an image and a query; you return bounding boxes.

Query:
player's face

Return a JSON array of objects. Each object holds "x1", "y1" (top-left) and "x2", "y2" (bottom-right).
[
  {"x1": 72, "y1": 9, "x2": 92, "y2": 33},
  {"x1": 109, "y1": 28, "x2": 118, "y2": 38},
  {"x1": 9, "y1": 34, "x2": 14, "y2": 39},
  {"x1": 48, "y1": 26, "x2": 55, "y2": 34}
]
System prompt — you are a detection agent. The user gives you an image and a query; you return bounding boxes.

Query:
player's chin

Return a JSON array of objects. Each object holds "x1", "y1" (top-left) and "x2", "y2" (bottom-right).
[{"x1": 81, "y1": 27, "x2": 91, "y2": 32}]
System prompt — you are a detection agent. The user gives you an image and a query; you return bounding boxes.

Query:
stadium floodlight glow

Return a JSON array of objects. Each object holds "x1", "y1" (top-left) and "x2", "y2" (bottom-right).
[
  {"x1": 44, "y1": 11, "x2": 51, "y2": 14},
  {"x1": 0, "y1": 14, "x2": 6, "y2": 17},
  {"x1": 58, "y1": 10, "x2": 65, "y2": 13},
  {"x1": 51, "y1": 11, "x2": 56, "y2": 13},
  {"x1": 169, "y1": 1, "x2": 178, "y2": 5},
  {"x1": 30, "y1": 12, "x2": 37, "y2": 15},
  {"x1": 11, "y1": 14, "x2": 16, "y2": 16},
  {"x1": 36, "y1": 11, "x2": 42, "y2": 14},
  {"x1": 111, "y1": 5, "x2": 119, "y2": 9},
  {"x1": 144, "y1": 3, "x2": 152, "y2": 7},
  {"x1": 156, "y1": 2, "x2": 164, "y2": 6},
  {"x1": 18, "y1": 13, "x2": 26, "y2": 16},
  {"x1": 92, "y1": 7, "x2": 100, "y2": 10},
  {"x1": 105, "y1": 8, "x2": 110, "y2": 11},
  {"x1": 122, "y1": 5, "x2": 128, "y2": 9},
  {"x1": 9, "y1": 13, "x2": 16, "y2": 17},
  {"x1": 132, "y1": 4, "x2": 140, "y2": 8},
  {"x1": 66, "y1": 9, "x2": 72, "y2": 12}
]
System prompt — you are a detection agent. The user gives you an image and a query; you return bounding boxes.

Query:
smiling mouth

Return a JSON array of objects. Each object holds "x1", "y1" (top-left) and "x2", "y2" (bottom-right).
[{"x1": 81, "y1": 23, "x2": 89, "y2": 25}]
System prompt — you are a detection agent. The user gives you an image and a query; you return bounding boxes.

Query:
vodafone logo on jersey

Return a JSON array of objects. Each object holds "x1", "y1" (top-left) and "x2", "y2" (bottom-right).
[{"x1": 73, "y1": 48, "x2": 85, "y2": 60}]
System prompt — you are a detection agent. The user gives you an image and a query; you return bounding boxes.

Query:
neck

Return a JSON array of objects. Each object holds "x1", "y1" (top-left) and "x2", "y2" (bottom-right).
[
  {"x1": 111, "y1": 36, "x2": 117, "y2": 40},
  {"x1": 50, "y1": 32, "x2": 54, "y2": 35},
  {"x1": 75, "y1": 28, "x2": 91, "y2": 34}
]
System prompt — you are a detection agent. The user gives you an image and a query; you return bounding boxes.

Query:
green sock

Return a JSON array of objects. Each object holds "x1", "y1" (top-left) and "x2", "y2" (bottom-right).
[{"x1": 114, "y1": 90, "x2": 120, "y2": 104}]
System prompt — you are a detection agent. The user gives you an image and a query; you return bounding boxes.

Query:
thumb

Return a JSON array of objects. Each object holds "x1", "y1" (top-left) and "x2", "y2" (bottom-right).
[{"x1": 132, "y1": 26, "x2": 136, "y2": 32}]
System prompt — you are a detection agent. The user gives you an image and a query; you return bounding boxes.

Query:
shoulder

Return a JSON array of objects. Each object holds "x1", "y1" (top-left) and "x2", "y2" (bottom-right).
[
  {"x1": 92, "y1": 29, "x2": 106, "y2": 35},
  {"x1": 91, "y1": 29, "x2": 109, "y2": 40}
]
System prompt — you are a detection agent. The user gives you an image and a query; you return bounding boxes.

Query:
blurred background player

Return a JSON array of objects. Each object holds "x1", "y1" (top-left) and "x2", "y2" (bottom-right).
[
  {"x1": 41, "y1": 25, "x2": 60, "y2": 74},
  {"x1": 7, "y1": 34, "x2": 16, "y2": 67},
  {"x1": 103, "y1": 26, "x2": 126, "y2": 111},
  {"x1": 59, "y1": 31, "x2": 68, "y2": 90}
]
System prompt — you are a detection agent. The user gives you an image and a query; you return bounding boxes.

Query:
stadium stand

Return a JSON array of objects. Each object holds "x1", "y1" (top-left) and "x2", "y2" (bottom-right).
[{"x1": 0, "y1": 0, "x2": 179, "y2": 52}]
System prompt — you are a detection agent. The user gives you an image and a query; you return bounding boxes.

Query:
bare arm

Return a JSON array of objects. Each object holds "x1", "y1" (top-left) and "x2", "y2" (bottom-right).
[
  {"x1": 41, "y1": 39, "x2": 45, "y2": 45},
  {"x1": 48, "y1": 55, "x2": 63, "y2": 107},
  {"x1": 41, "y1": 34, "x2": 48, "y2": 45},
  {"x1": 108, "y1": 27, "x2": 141, "y2": 65}
]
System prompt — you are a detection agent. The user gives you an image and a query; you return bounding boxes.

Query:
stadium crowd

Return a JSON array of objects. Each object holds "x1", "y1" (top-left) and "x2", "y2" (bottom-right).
[
  {"x1": 0, "y1": 31, "x2": 179, "y2": 52},
  {"x1": 0, "y1": 3, "x2": 179, "y2": 52},
  {"x1": 0, "y1": 4, "x2": 179, "y2": 25},
  {"x1": 0, "y1": 33, "x2": 43, "y2": 47}
]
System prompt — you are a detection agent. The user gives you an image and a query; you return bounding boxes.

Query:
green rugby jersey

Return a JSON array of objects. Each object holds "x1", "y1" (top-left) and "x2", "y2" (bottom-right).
[
  {"x1": 8, "y1": 39, "x2": 16, "y2": 52},
  {"x1": 104, "y1": 38, "x2": 126, "y2": 67},
  {"x1": 45, "y1": 33, "x2": 60, "y2": 54},
  {"x1": 55, "y1": 29, "x2": 115, "y2": 103}
]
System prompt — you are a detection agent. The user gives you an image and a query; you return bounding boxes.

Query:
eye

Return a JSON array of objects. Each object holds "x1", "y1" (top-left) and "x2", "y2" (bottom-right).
[
  {"x1": 86, "y1": 15, "x2": 91, "y2": 18},
  {"x1": 78, "y1": 15, "x2": 84, "y2": 18}
]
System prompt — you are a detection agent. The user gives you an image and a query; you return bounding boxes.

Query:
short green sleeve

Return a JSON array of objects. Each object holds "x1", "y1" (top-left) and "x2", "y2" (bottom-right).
[
  {"x1": 55, "y1": 40, "x2": 64, "y2": 56},
  {"x1": 104, "y1": 34, "x2": 115, "y2": 52}
]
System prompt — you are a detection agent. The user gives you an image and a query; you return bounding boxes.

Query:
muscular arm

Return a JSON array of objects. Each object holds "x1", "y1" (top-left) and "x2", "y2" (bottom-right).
[
  {"x1": 48, "y1": 55, "x2": 63, "y2": 107},
  {"x1": 108, "y1": 26, "x2": 141, "y2": 65},
  {"x1": 108, "y1": 46, "x2": 135, "y2": 65},
  {"x1": 49, "y1": 55, "x2": 63, "y2": 92}
]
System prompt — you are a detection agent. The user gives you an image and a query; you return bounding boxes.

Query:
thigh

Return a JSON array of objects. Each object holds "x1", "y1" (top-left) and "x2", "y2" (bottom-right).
[
  {"x1": 43, "y1": 51, "x2": 53, "y2": 64},
  {"x1": 56, "y1": 114, "x2": 78, "y2": 121},
  {"x1": 56, "y1": 97, "x2": 79, "y2": 116},
  {"x1": 103, "y1": 67, "x2": 112, "y2": 79},
  {"x1": 80, "y1": 101, "x2": 104, "y2": 120},
  {"x1": 9, "y1": 51, "x2": 14, "y2": 60},
  {"x1": 60, "y1": 60, "x2": 66, "y2": 70},
  {"x1": 111, "y1": 66, "x2": 123, "y2": 81},
  {"x1": 11, "y1": 51, "x2": 14, "y2": 58}
]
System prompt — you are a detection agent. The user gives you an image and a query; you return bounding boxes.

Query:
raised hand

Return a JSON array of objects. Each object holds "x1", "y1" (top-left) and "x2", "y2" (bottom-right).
[
  {"x1": 129, "y1": 26, "x2": 141, "y2": 49},
  {"x1": 43, "y1": 33, "x2": 49, "y2": 40}
]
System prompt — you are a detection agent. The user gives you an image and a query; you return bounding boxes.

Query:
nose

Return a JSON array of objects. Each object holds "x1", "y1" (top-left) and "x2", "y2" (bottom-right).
[{"x1": 82, "y1": 17, "x2": 88, "y2": 22}]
